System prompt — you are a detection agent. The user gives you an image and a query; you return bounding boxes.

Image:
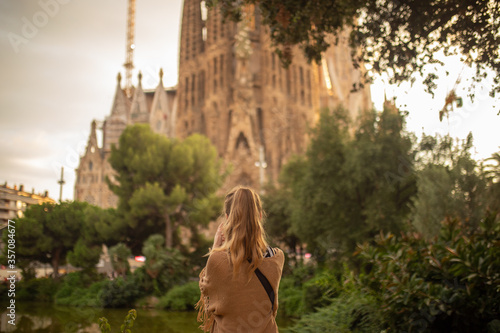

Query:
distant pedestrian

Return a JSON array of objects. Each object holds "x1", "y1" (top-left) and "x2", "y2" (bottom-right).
[{"x1": 197, "y1": 186, "x2": 284, "y2": 332}]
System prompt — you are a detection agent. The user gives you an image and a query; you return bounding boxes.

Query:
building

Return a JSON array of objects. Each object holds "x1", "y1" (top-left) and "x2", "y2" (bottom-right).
[
  {"x1": 74, "y1": 71, "x2": 176, "y2": 208},
  {"x1": 75, "y1": 1, "x2": 372, "y2": 207},
  {"x1": 0, "y1": 183, "x2": 56, "y2": 227}
]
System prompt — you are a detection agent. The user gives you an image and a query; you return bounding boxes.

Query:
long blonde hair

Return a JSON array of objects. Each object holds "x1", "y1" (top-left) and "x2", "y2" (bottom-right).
[{"x1": 213, "y1": 185, "x2": 269, "y2": 278}]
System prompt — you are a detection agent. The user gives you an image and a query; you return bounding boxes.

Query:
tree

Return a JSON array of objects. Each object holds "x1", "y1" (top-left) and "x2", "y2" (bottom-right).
[
  {"x1": 2, "y1": 201, "x2": 88, "y2": 279},
  {"x1": 411, "y1": 133, "x2": 488, "y2": 238},
  {"x1": 284, "y1": 105, "x2": 415, "y2": 258},
  {"x1": 67, "y1": 204, "x2": 108, "y2": 273},
  {"x1": 262, "y1": 181, "x2": 301, "y2": 259},
  {"x1": 209, "y1": 0, "x2": 500, "y2": 96},
  {"x1": 108, "y1": 243, "x2": 131, "y2": 278},
  {"x1": 484, "y1": 152, "x2": 500, "y2": 215},
  {"x1": 142, "y1": 234, "x2": 188, "y2": 293},
  {"x1": 107, "y1": 124, "x2": 225, "y2": 253}
]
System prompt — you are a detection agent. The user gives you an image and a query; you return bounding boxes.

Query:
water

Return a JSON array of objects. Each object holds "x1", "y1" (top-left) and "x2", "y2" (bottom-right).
[{"x1": 0, "y1": 302, "x2": 293, "y2": 332}]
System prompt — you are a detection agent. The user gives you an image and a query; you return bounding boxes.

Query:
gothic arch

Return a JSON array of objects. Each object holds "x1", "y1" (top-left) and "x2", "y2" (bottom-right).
[{"x1": 235, "y1": 132, "x2": 250, "y2": 153}]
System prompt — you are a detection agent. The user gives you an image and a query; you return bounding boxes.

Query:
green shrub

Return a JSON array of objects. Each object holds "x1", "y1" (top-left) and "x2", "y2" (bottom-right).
[
  {"x1": 157, "y1": 281, "x2": 200, "y2": 311},
  {"x1": 100, "y1": 276, "x2": 145, "y2": 308},
  {"x1": 54, "y1": 271, "x2": 105, "y2": 307},
  {"x1": 357, "y1": 213, "x2": 500, "y2": 333},
  {"x1": 278, "y1": 276, "x2": 304, "y2": 318},
  {"x1": 15, "y1": 277, "x2": 61, "y2": 302},
  {"x1": 287, "y1": 290, "x2": 383, "y2": 333}
]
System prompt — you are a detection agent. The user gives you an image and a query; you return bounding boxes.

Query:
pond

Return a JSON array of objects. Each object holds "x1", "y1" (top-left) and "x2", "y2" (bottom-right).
[{"x1": 0, "y1": 302, "x2": 293, "y2": 332}]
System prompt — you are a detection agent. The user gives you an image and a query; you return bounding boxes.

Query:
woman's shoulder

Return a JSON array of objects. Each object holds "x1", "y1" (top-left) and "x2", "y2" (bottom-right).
[
  {"x1": 266, "y1": 247, "x2": 285, "y2": 265},
  {"x1": 207, "y1": 249, "x2": 230, "y2": 265}
]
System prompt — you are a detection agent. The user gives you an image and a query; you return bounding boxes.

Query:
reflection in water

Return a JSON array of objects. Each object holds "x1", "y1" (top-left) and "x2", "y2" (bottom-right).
[
  {"x1": 0, "y1": 302, "x2": 200, "y2": 332},
  {"x1": 0, "y1": 302, "x2": 292, "y2": 332}
]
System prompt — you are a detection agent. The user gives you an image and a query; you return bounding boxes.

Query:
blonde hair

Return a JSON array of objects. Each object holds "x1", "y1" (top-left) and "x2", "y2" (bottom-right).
[{"x1": 212, "y1": 185, "x2": 269, "y2": 278}]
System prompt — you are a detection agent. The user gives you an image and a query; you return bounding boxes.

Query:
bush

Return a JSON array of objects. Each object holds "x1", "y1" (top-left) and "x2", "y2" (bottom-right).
[
  {"x1": 287, "y1": 290, "x2": 383, "y2": 333},
  {"x1": 157, "y1": 281, "x2": 200, "y2": 311},
  {"x1": 278, "y1": 264, "x2": 338, "y2": 318},
  {"x1": 100, "y1": 276, "x2": 145, "y2": 308},
  {"x1": 54, "y1": 271, "x2": 105, "y2": 307},
  {"x1": 15, "y1": 277, "x2": 61, "y2": 302},
  {"x1": 278, "y1": 276, "x2": 304, "y2": 318},
  {"x1": 357, "y1": 213, "x2": 500, "y2": 333}
]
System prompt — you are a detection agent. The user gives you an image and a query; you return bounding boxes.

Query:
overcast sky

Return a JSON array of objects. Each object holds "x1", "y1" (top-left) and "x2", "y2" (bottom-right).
[{"x1": 1, "y1": 0, "x2": 498, "y2": 202}]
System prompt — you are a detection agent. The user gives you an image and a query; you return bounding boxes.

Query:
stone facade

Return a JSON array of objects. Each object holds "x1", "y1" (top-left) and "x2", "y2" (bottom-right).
[
  {"x1": 176, "y1": 1, "x2": 371, "y2": 192},
  {"x1": 75, "y1": 1, "x2": 371, "y2": 207},
  {"x1": 74, "y1": 73, "x2": 176, "y2": 208}
]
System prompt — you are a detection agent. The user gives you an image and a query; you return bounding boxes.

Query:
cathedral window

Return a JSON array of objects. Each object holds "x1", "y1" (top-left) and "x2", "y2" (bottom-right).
[
  {"x1": 278, "y1": 64, "x2": 282, "y2": 91},
  {"x1": 220, "y1": 54, "x2": 224, "y2": 87},
  {"x1": 286, "y1": 68, "x2": 291, "y2": 95},
  {"x1": 185, "y1": 77, "x2": 189, "y2": 109},
  {"x1": 214, "y1": 57, "x2": 217, "y2": 75},
  {"x1": 213, "y1": 79, "x2": 217, "y2": 93},
  {"x1": 213, "y1": 11, "x2": 218, "y2": 42},
  {"x1": 191, "y1": 74, "x2": 196, "y2": 106},
  {"x1": 226, "y1": 110, "x2": 232, "y2": 152},
  {"x1": 257, "y1": 108, "x2": 265, "y2": 148},
  {"x1": 199, "y1": 70, "x2": 205, "y2": 102},
  {"x1": 89, "y1": 161, "x2": 93, "y2": 171},
  {"x1": 200, "y1": 1, "x2": 208, "y2": 21}
]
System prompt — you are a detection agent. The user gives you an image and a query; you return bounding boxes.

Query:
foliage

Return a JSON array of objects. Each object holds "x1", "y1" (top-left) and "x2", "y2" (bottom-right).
[
  {"x1": 287, "y1": 290, "x2": 383, "y2": 333},
  {"x1": 54, "y1": 271, "x2": 105, "y2": 307},
  {"x1": 484, "y1": 152, "x2": 500, "y2": 214},
  {"x1": 1, "y1": 201, "x2": 87, "y2": 279},
  {"x1": 0, "y1": 201, "x2": 109, "y2": 279},
  {"x1": 157, "y1": 281, "x2": 200, "y2": 311},
  {"x1": 67, "y1": 204, "x2": 108, "y2": 272},
  {"x1": 108, "y1": 243, "x2": 132, "y2": 277},
  {"x1": 262, "y1": 181, "x2": 300, "y2": 258},
  {"x1": 277, "y1": 263, "x2": 317, "y2": 318},
  {"x1": 107, "y1": 124, "x2": 225, "y2": 253},
  {"x1": 208, "y1": 0, "x2": 500, "y2": 96},
  {"x1": 357, "y1": 213, "x2": 500, "y2": 333},
  {"x1": 411, "y1": 133, "x2": 488, "y2": 238},
  {"x1": 14, "y1": 277, "x2": 61, "y2": 303},
  {"x1": 100, "y1": 276, "x2": 145, "y2": 308},
  {"x1": 142, "y1": 234, "x2": 189, "y2": 294},
  {"x1": 284, "y1": 106, "x2": 415, "y2": 257},
  {"x1": 99, "y1": 309, "x2": 137, "y2": 333}
]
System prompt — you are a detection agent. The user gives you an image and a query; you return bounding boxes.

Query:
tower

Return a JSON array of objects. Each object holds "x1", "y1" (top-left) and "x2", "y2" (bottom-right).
[{"x1": 176, "y1": 1, "x2": 372, "y2": 192}]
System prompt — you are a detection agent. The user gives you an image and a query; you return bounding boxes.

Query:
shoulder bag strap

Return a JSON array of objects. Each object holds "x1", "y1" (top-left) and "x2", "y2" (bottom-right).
[{"x1": 254, "y1": 267, "x2": 275, "y2": 311}]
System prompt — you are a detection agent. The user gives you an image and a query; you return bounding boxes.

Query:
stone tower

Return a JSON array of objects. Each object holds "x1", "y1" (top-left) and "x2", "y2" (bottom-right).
[
  {"x1": 175, "y1": 1, "x2": 372, "y2": 192},
  {"x1": 74, "y1": 72, "x2": 176, "y2": 208}
]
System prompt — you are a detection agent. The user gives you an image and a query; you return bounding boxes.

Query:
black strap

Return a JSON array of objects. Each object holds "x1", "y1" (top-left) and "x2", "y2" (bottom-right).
[
  {"x1": 254, "y1": 267, "x2": 275, "y2": 311},
  {"x1": 248, "y1": 250, "x2": 275, "y2": 312}
]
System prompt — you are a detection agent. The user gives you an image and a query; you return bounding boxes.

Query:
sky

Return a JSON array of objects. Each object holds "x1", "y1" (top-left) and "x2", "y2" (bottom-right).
[{"x1": 0, "y1": 0, "x2": 499, "y2": 202}]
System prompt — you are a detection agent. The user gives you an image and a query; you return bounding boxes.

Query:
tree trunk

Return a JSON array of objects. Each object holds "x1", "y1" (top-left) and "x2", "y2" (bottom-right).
[
  {"x1": 51, "y1": 247, "x2": 62, "y2": 280},
  {"x1": 165, "y1": 212, "x2": 172, "y2": 248}
]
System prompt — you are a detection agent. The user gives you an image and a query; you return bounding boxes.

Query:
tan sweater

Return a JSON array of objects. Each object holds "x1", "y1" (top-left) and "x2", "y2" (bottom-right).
[{"x1": 197, "y1": 248, "x2": 285, "y2": 333}]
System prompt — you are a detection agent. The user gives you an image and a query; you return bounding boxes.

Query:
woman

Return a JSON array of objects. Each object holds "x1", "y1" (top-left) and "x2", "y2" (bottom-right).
[{"x1": 197, "y1": 186, "x2": 285, "y2": 332}]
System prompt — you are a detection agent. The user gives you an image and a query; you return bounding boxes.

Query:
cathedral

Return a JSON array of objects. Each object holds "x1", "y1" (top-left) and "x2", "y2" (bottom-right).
[{"x1": 74, "y1": 0, "x2": 372, "y2": 208}]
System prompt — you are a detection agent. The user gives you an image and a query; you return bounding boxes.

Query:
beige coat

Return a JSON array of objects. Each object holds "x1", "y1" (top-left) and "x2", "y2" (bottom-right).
[{"x1": 197, "y1": 248, "x2": 285, "y2": 333}]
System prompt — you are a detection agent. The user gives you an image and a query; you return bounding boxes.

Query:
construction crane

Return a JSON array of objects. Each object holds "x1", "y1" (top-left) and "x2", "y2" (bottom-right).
[{"x1": 124, "y1": 0, "x2": 136, "y2": 98}]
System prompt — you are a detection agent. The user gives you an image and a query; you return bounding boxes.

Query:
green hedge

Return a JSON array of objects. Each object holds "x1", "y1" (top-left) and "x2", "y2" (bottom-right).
[{"x1": 157, "y1": 281, "x2": 200, "y2": 311}]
